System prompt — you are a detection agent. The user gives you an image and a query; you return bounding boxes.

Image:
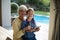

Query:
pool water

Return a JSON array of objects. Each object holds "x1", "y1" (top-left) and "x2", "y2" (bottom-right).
[{"x1": 34, "y1": 15, "x2": 50, "y2": 24}]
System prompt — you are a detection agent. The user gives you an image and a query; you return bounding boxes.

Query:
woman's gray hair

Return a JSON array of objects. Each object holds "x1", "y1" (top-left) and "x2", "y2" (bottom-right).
[{"x1": 17, "y1": 5, "x2": 27, "y2": 13}]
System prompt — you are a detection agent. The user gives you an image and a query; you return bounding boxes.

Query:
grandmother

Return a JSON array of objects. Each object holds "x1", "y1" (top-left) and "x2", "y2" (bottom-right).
[{"x1": 12, "y1": 5, "x2": 29, "y2": 40}]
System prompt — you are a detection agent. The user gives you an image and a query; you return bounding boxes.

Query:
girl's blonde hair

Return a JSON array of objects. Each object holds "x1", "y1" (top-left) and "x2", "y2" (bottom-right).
[{"x1": 26, "y1": 8, "x2": 34, "y2": 14}]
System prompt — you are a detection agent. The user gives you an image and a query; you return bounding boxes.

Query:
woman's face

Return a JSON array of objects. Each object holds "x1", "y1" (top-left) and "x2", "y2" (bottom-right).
[{"x1": 19, "y1": 10, "x2": 26, "y2": 19}]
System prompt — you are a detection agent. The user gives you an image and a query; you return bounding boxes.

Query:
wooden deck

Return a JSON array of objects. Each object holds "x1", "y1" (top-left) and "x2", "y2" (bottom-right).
[{"x1": 0, "y1": 26, "x2": 13, "y2": 40}]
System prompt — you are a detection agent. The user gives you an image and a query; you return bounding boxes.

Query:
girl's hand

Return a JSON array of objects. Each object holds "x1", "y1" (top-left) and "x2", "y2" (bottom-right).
[{"x1": 34, "y1": 27, "x2": 40, "y2": 32}]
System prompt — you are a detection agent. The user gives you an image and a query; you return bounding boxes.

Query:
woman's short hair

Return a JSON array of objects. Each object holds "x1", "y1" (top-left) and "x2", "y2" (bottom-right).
[{"x1": 17, "y1": 5, "x2": 27, "y2": 13}]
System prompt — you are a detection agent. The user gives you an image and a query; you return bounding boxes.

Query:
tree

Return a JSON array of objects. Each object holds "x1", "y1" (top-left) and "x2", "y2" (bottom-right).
[
  {"x1": 41, "y1": 0, "x2": 50, "y2": 6},
  {"x1": 11, "y1": 0, "x2": 50, "y2": 11},
  {"x1": 27, "y1": 0, "x2": 40, "y2": 5},
  {"x1": 11, "y1": 2, "x2": 19, "y2": 13},
  {"x1": 17, "y1": 0, "x2": 26, "y2": 5}
]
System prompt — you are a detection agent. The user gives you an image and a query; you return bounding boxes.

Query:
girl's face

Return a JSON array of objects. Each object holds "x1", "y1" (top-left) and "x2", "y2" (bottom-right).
[
  {"x1": 27, "y1": 11, "x2": 34, "y2": 16},
  {"x1": 27, "y1": 11, "x2": 34, "y2": 21}
]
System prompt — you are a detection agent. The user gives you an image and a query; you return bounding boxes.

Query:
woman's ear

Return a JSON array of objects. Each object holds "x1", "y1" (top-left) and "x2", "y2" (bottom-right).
[{"x1": 26, "y1": 10, "x2": 28, "y2": 15}]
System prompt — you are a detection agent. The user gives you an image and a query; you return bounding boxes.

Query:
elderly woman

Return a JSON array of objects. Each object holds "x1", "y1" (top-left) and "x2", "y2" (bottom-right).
[{"x1": 12, "y1": 5, "x2": 29, "y2": 40}]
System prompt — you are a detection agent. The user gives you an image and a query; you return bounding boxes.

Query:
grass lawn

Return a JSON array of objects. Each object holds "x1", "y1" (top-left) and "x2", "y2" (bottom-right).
[
  {"x1": 11, "y1": 11, "x2": 50, "y2": 16},
  {"x1": 35, "y1": 11, "x2": 50, "y2": 16}
]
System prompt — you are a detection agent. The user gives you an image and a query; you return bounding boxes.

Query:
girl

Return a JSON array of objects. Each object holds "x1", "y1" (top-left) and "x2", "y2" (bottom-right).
[{"x1": 20, "y1": 8, "x2": 40, "y2": 40}]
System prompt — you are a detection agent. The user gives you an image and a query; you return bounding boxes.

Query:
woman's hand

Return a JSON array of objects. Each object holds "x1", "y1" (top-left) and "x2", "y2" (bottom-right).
[
  {"x1": 26, "y1": 26, "x2": 34, "y2": 32},
  {"x1": 23, "y1": 26, "x2": 31, "y2": 32},
  {"x1": 24, "y1": 26, "x2": 34, "y2": 32}
]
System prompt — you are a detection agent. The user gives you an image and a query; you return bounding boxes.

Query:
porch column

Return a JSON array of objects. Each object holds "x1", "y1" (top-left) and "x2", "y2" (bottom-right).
[
  {"x1": 49, "y1": 0, "x2": 56, "y2": 40},
  {"x1": 1, "y1": 0, "x2": 11, "y2": 27}
]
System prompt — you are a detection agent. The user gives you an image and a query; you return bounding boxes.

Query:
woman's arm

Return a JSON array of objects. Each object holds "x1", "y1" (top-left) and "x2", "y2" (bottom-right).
[{"x1": 12, "y1": 20, "x2": 25, "y2": 39}]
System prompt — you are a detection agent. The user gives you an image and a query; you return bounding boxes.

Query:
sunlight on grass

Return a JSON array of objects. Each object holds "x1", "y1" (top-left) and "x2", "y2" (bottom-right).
[{"x1": 35, "y1": 11, "x2": 50, "y2": 16}]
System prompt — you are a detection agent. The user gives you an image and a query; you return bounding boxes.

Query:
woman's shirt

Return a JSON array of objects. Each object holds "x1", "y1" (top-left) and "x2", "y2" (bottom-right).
[{"x1": 12, "y1": 17, "x2": 25, "y2": 40}]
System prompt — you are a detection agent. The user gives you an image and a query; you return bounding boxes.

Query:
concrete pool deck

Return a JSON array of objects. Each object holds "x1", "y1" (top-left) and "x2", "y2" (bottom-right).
[{"x1": 35, "y1": 22, "x2": 49, "y2": 40}]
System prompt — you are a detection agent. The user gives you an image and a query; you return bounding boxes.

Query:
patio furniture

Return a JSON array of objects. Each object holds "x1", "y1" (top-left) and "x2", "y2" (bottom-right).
[{"x1": 0, "y1": 26, "x2": 13, "y2": 40}]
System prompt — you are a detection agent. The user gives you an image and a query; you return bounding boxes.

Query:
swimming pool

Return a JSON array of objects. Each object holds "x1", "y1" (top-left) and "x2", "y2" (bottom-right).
[{"x1": 34, "y1": 15, "x2": 50, "y2": 24}]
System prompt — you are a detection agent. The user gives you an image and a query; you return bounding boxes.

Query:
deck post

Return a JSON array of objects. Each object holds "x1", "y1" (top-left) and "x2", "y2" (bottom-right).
[{"x1": 1, "y1": 0, "x2": 11, "y2": 27}]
